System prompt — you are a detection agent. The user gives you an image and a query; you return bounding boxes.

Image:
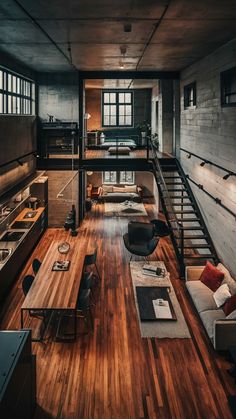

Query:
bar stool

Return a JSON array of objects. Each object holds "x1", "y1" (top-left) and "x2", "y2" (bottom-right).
[
  {"x1": 150, "y1": 219, "x2": 171, "y2": 237},
  {"x1": 32, "y1": 258, "x2": 42, "y2": 275}
]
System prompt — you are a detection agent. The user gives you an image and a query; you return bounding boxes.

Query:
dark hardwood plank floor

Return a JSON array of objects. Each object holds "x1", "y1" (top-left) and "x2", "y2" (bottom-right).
[{"x1": 0, "y1": 200, "x2": 235, "y2": 419}]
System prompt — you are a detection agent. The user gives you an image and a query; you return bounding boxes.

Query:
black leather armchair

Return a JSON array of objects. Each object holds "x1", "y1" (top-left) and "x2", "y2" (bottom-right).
[{"x1": 123, "y1": 221, "x2": 159, "y2": 260}]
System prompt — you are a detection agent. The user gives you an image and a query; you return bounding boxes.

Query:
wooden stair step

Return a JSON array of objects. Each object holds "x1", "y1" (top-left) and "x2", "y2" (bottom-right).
[
  {"x1": 184, "y1": 235, "x2": 208, "y2": 239},
  {"x1": 172, "y1": 210, "x2": 197, "y2": 214},
  {"x1": 183, "y1": 254, "x2": 215, "y2": 259},
  {"x1": 169, "y1": 196, "x2": 191, "y2": 199},
  {"x1": 172, "y1": 203, "x2": 194, "y2": 207},
  {"x1": 163, "y1": 175, "x2": 183, "y2": 179},
  {"x1": 177, "y1": 218, "x2": 201, "y2": 222},
  {"x1": 165, "y1": 182, "x2": 184, "y2": 185},
  {"x1": 180, "y1": 244, "x2": 211, "y2": 249},
  {"x1": 167, "y1": 188, "x2": 187, "y2": 192},
  {"x1": 173, "y1": 226, "x2": 204, "y2": 230}
]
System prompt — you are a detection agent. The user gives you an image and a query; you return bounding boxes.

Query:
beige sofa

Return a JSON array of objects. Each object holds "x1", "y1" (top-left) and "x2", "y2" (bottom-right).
[
  {"x1": 185, "y1": 263, "x2": 236, "y2": 350},
  {"x1": 98, "y1": 184, "x2": 142, "y2": 202}
]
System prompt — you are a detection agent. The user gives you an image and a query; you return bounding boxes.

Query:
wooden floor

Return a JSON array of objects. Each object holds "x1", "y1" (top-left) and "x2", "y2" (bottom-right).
[{"x1": 0, "y1": 200, "x2": 235, "y2": 419}]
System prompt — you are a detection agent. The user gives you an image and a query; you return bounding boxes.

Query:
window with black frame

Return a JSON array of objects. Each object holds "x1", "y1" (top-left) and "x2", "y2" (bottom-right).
[
  {"x1": 221, "y1": 66, "x2": 236, "y2": 107},
  {"x1": 0, "y1": 67, "x2": 35, "y2": 115},
  {"x1": 184, "y1": 82, "x2": 196, "y2": 109},
  {"x1": 103, "y1": 171, "x2": 134, "y2": 184},
  {"x1": 102, "y1": 90, "x2": 133, "y2": 127}
]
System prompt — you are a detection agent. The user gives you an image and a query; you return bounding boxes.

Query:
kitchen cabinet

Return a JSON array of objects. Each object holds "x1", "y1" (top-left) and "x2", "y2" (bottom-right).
[{"x1": 0, "y1": 330, "x2": 36, "y2": 419}]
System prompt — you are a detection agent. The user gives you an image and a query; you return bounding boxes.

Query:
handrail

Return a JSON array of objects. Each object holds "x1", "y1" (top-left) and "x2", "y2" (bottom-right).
[
  {"x1": 149, "y1": 141, "x2": 184, "y2": 261},
  {"x1": 187, "y1": 175, "x2": 236, "y2": 220},
  {"x1": 0, "y1": 150, "x2": 37, "y2": 169},
  {"x1": 180, "y1": 147, "x2": 236, "y2": 179}
]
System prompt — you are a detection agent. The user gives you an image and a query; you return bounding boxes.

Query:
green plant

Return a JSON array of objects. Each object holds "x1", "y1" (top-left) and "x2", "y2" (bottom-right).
[
  {"x1": 151, "y1": 133, "x2": 159, "y2": 150},
  {"x1": 136, "y1": 120, "x2": 151, "y2": 132}
]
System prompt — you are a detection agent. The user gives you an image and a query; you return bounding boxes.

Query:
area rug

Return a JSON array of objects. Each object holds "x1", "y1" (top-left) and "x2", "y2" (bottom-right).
[
  {"x1": 105, "y1": 201, "x2": 147, "y2": 217},
  {"x1": 130, "y1": 261, "x2": 191, "y2": 338}
]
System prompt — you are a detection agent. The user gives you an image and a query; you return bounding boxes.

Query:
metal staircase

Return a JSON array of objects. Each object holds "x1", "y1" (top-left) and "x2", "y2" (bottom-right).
[{"x1": 151, "y1": 154, "x2": 219, "y2": 277}]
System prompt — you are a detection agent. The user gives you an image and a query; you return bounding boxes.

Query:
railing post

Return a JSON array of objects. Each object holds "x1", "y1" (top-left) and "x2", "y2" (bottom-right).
[
  {"x1": 178, "y1": 221, "x2": 185, "y2": 278},
  {"x1": 146, "y1": 136, "x2": 149, "y2": 160}
]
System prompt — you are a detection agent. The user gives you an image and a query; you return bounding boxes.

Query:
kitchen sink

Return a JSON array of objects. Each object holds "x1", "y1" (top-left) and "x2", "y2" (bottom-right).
[
  {"x1": 10, "y1": 221, "x2": 34, "y2": 229},
  {"x1": 0, "y1": 248, "x2": 12, "y2": 262},
  {"x1": 0, "y1": 231, "x2": 26, "y2": 242}
]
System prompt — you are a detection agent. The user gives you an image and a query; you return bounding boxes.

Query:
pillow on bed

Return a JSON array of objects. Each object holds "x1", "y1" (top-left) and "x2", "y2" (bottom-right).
[{"x1": 124, "y1": 185, "x2": 137, "y2": 193}]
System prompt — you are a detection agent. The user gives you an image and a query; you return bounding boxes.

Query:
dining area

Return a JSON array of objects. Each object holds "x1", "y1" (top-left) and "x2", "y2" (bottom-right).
[{"x1": 20, "y1": 233, "x2": 100, "y2": 342}]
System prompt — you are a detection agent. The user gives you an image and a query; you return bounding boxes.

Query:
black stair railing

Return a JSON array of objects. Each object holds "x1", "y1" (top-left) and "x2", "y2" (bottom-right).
[{"x1": 150, "y1": 143, "x2": 185, "y2": 274}]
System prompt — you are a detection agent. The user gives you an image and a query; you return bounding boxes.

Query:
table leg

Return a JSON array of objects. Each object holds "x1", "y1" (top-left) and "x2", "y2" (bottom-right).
[
  {"x1": 20, "y1": 309, "x2": 24, "y2": 329},
  {"x1": 74, "y1": 309, "x2": 77, "y2": 341}
]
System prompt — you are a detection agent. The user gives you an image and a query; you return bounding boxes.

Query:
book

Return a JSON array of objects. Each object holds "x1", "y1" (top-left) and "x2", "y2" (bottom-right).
[
  {"x1": 152, "y1": 298, "x2": 172, "y2": 319},
  {"x1": 142, "y1": 264, "x2": 166, "y2": 277},
  {"x1": 52, "y1": 260, "x2": 70, "y2": 271}
]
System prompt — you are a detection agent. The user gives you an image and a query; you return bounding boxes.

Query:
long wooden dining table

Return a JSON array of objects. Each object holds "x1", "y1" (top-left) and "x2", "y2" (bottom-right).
[{"x1": 21, "y1": 237, "x2": 93, "y2": 341}]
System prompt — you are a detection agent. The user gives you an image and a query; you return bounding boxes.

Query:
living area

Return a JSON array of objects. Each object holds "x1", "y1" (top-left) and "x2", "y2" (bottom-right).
[{"x1": 86, "y1": 169, "x2": 158, "y2": 217}]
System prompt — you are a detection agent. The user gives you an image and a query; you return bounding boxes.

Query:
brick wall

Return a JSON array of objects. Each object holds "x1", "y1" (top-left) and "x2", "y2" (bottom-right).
[{"x1": 180, "y1": 38, "x2": 236, "y2": 276}]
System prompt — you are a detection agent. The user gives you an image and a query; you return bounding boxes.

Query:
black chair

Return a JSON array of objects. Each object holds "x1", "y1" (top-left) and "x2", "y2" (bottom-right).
[
  {"x1": 80, "y1": 271, "x2": 94, "y2": 290},
  {"x1": 123, "y1": 221, "x2": 159, "y2": 260},
  {"x1": 84, "y1": 246, "x2": 101, "y2": 280},
  {"x1": 22, "y1": 275, "x2": 35, "y2": 296},
  {"x1": 150, "y1": 219, "x2": 171, "y2": 237},
  {"x1": 32, "y1": 258, "x2": 42, "y2": 275}
]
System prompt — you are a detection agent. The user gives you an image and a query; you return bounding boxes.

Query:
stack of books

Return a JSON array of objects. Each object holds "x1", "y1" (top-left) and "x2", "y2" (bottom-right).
[{"x1": 142, "y1": 264, "x2": 166, "y2": 278}]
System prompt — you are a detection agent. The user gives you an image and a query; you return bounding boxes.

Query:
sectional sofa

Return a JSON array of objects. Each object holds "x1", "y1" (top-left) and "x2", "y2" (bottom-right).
[{"x1": 185, "y1": 263, "x2": 236, "y2": 350}]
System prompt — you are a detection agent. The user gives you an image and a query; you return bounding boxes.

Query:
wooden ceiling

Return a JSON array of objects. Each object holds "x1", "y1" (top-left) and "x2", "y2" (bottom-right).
[{"x1": 1, "y1": 0, "x2": 236, "y2": 72}]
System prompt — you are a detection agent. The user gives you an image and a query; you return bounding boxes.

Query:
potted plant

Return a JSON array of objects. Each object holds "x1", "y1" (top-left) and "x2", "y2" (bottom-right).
[
  {"x1": 136, "y1": 121, "x2": 151, "y2": 146},
  {"x1": 151, "y1": 133, "x2": 159, "y2": 150}
]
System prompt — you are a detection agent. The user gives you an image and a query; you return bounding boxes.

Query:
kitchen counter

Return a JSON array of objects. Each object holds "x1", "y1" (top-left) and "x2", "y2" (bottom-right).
[{"x1": 0, "y1": 206, "x2": 47, "y2": 301}]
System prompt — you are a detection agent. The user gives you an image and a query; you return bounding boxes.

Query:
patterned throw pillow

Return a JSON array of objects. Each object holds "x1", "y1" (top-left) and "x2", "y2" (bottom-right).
[{"x1": 124, "y1": 185, "x2": 137, "y2": 193}]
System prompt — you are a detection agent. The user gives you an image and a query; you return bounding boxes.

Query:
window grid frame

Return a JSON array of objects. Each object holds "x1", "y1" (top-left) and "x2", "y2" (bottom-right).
[
  {"x1": 0, "y1": 67, "x2": 35, "y2": 115},
  {"x1": 102, "y1": 90, "x2": 133, "y2": 127},
  {"x1": 103, "y1": 171, "x2": 135, "y2": 185},
  {"x1": 221, "y1": 66, "x2": 236, "y2": 107},
  {"x1": 183, "y1": 82, "x2": 196, "y2": 110}
]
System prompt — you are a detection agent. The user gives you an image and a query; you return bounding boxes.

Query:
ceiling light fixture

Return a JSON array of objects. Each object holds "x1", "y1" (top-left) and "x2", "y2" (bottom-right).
[
  {"x1": 200, "y1": 160, "x2": 206, "y2": 167},
  {"x1": 119, "y1": 45, "x2": 127, "y2": 69},
  {"x1": 223, "y1": 172, "x2": 232, "y2": 180},
  {"x1": 16, "y1": 159, "x2": 23, "y2": 166},
  {"x1": 124, "y1": 23, "x2": 132, "y2": 33},
  {"x1": 187, "y1": 153, "x2": 191, "y2": 159}
]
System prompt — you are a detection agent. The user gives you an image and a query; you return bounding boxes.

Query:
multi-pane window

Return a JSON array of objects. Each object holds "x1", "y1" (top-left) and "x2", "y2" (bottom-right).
[
  {"x1": 102, "y1": 91, "x2": 133, "y2": 127},
  {"x1": 221, "y1": 66, "x2": 236, "y2": 107},
  {"x1": 0, "y1": 67, "x2": 35, "y2": 115},
  {"x1": 184, "y1": 82, "x2": 196, "y2": 109},
  {"x1": 103, "y1": 171, "x2": 134, "y2": 184}
]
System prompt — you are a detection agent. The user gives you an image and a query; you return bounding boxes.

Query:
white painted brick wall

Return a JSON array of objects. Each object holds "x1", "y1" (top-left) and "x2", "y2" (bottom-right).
[{"x1": 180, "y1": 38, "x2": 236, "y2": 276}]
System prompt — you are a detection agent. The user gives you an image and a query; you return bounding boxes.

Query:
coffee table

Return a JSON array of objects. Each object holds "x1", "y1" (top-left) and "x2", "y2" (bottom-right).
[{"x1": 135, "y1": 286, "x2": 177, "y2": 321}]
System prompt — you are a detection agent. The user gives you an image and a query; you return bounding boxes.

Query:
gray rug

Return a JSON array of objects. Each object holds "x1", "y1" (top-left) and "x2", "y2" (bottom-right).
[
  {"x1": 105, "y1": 201, "x2": 147, "y2": 217},
  {"x1": 130, "y1": 261, "x2": 191, "y2": 338}
]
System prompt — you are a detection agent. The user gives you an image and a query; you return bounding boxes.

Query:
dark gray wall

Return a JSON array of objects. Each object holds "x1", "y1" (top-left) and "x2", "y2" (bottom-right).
[
  {"x1": 180, "y1": 38, "x2": 236, "y2": 276},
  {"x1": 38, "y1": 73, "x2": 79, "y2": 122}
]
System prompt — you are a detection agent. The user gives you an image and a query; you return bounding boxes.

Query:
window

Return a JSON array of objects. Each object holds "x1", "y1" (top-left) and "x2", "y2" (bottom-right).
[
  {"x1": 221, "y1": 66, "x2": 236, "y2": 107},
  {"x1": 103, "y1": 171, "x2": 134, "y2": 184},
  {"x1": 102, "y1": 90, "x2": 133, "y2": 127},
  {"x1": 184, "y1": 82, "x2": 196, "y2": 109},
  {"x1": 0, "y1": 67, "x2": 35, "y2": 115}
]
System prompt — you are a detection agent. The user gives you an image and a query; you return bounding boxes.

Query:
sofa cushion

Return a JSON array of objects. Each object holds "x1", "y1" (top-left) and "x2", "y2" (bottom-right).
[
  {"x1": 213, "y1": 283, "x2": 231, "y2": 308},
  {"x1": 124, "y1": 185, "x2": 137, "y2": 193},
  {"x1": 113, "y1": 186, "x2": 126, "y2": 193},
  {"x1": 223, "y1": 293, "x2": 236, "y2": 316},
  {"x1": 217, "y1": 263, "x2": 236, "y2": 296},
  {"x1": 200, "y1": 261, "x2": 224, "y2": 292},
  {"x1": 186, "y1": 280, "x2": 218, "y2": 312},
  {"x1": 226, "y1": 309, "x2": 236, "y2": 320},
  {"x1": 199, "y1": 309, "x2": 225, "y2": 340}
]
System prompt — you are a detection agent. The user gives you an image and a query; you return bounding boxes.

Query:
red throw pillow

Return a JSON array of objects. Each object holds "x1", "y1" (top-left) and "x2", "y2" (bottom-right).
[
  {"x1": 223, "y1": 294, "x2": 236, "y2": 316},
  {"x1": 200, "y1": 261, "x2": 224, "y2": 292}
]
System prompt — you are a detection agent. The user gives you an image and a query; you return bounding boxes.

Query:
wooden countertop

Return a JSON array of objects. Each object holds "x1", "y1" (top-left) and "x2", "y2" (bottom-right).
[
  {"x1": 22, "y1": 235, "x2": 94, "y2": 310},
  {"x1": 14, "y1": 207, "x2": 45, "y2": 223}
]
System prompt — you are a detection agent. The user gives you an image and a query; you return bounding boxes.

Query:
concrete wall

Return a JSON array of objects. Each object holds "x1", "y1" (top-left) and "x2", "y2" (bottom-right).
[
  {"x1": 38, "y1": 73, "x2": 79, "y2": 122},
  {"x1": 85, "y1": 88, "x2": 152, "y2": 132},
  {"x1": 180, "y1": 38, "x2": 236, "y2": 276},
  {"x1": 158, "y1": 80, "x2": 174, "y2": 154}
]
